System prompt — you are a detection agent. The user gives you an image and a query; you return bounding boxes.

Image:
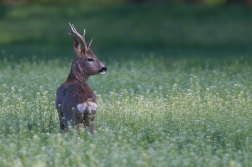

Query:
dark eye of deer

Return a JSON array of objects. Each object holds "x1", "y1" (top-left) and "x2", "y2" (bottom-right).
[{"x1": 88, "y1": 58, "x2": 93, "y2": 62}]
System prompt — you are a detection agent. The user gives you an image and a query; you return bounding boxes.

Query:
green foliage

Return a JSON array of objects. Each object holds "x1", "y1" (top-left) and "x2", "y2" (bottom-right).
[
  {"x1": 0, "y1": 56, "x2": 252, "y2": 166},
  {"x1": 0, "y1": 4, "x2": 252, "y2": 60},
  {"x1": 203, "y1": 0, "x2": 227, "y2": 5},
  {"x1": 1, "y1": 0, "x2": 123, "y2": 6}
]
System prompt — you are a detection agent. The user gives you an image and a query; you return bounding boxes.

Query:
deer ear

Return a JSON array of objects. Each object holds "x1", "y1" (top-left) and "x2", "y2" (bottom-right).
[
  {"x1": 86, "y1": 38, "x2": 93, "y2": 48},
  {"x1": 73, "y1": 36, "x2": 82, "y2": 54}
]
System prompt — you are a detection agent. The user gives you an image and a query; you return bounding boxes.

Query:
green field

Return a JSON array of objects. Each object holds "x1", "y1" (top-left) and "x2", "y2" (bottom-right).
[
  {"x1": 1, "y1": 3, "x2": 252, "y2": 60},
  {"x1": 0, "y1": 2, "x2": 252, "y2": 167},
  {"x1": 0, "y1": 56, "x2": 252, "y2": 166}
]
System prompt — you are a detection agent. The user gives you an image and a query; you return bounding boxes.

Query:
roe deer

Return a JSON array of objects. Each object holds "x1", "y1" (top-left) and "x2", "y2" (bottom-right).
[{"x1": 55, "y1": 23, "x2": 107, "y2": 134}]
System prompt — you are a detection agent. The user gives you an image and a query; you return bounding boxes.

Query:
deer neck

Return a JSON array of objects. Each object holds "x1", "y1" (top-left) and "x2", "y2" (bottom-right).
[{"x1": 66, "y1": 61, "x2": 89, "y2": 83}]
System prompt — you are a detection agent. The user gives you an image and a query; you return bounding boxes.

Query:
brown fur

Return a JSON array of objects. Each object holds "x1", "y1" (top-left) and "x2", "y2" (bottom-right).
[{"x1": 55, "y1": 24, "x2": 107, "y2": 133}]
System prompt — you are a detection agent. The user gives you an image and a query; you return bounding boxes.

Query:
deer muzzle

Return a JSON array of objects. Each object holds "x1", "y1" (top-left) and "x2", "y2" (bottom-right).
[{"x1": 99, "y1": 67, "x2": 107, "y2": 75}]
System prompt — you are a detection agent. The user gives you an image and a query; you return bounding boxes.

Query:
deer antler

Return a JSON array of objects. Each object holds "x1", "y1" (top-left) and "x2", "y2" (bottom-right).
[{"x1": 67, "y1": 22, "x2": 87, "y2": 49}]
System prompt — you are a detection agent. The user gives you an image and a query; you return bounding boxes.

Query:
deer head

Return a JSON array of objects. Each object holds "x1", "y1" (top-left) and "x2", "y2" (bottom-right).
[{"x1": 67, "y1": 23, "x2": 107, "y2": 82}]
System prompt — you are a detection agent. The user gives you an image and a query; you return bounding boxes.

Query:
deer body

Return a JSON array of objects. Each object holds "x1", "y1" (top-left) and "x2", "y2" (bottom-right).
[{"x1": 55, "y1": 23, "x2": 107, "y2": 133}]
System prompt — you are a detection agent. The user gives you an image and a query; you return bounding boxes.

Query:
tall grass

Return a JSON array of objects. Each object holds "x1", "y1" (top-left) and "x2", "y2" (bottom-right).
[{"x1": 0, "y1": 56, "x2": 251, "y2": 166}]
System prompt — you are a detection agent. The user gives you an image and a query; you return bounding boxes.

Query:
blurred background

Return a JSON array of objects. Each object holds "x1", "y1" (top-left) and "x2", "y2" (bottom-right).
[{"x1": 0, "y1": 0, "x2": 251, "y2": 61}]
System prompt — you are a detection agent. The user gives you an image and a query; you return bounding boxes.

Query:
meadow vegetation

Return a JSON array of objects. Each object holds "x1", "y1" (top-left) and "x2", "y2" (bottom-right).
[
  {"x1": 0, "y1": 56, "x2": 252, "y2": 166},
  {"x1": 0, "y1": 3, "x2": 252, "y2": 60},
  {"x1": 0, "y1": 2, "x2": 252, "y2": 167}
]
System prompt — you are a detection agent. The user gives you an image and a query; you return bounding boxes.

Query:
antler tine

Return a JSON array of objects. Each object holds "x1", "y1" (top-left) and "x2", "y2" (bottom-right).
[
  {"x1": 83, "y1": 29, "x2": 86, "y2": 37},
  {"x1": 67, "y1": 22, "x2": 87, "y2": 48}
]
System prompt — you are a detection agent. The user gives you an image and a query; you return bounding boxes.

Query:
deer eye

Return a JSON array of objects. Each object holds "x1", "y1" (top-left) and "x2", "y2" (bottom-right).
[{"x1": 87, "y1": 58, "x2": 93, "y2": 62}]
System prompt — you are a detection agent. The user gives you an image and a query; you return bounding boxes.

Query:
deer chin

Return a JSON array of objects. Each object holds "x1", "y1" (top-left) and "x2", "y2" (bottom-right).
[{"x1": 99, "y1": 71, "x2": 106, "y2": 75}]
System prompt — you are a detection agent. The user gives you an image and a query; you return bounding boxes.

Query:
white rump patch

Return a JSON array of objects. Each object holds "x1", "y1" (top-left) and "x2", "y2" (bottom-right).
[{"x1": 77, "y1": 100, "x2": 97, "y2": 114}]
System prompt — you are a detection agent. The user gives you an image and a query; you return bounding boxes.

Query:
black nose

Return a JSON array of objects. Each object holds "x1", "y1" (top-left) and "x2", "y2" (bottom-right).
[
  {"x1": 102, "y1": 67, "x2": 107, "y2": 71},
  {"x1": 99, "y1": 67, "x2": 107, "y2": 72}
]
